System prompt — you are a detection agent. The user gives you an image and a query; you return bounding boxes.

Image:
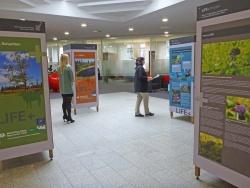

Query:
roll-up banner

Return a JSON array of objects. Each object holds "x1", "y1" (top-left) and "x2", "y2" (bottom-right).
[
  {"x1": 0, "y1": 18, "x2": 53, "y2": 160},
  {"x1": 169, "y1": 36, "x2": 195, "y2": 118},
  {"x1": 194, "y1": 1, "x2": 250, "y2": 187},
  {"x1": 63, "y1": 44, "x2": 99, "y2": 112}
]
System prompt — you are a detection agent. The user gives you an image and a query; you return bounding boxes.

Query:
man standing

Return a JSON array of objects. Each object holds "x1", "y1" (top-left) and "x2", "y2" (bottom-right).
[{"x1": 134, "y1": 57, "x2": 154, "y2": 117}]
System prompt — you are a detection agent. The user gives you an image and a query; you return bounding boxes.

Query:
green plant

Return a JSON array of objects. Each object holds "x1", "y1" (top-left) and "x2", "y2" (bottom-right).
[{"x1": 202, "y1": 39, "x2": 250, "y2": 76}]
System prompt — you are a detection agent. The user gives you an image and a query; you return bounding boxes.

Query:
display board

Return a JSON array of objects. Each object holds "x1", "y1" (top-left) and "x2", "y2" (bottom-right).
[
  {"x1": 194, "y1": 1, "x2": 250, "y2": 187},
  {"x1": 0, "y1": 19, "x2": 53, "y2": 160},
  {"x1": 63, "y1": 44, "x2": 99, "y2": 112},
  {"x1": 169, "y1": 36, "x2": 195, "y2": 119}
]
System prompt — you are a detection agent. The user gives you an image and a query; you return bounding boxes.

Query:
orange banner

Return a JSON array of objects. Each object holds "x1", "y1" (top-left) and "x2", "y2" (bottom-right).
[
  {"x1": 74, "y1": 52, "x2": 95, "y2": 58},
  {"x1": 76, "y1": 79, "x2": 96, "y2": 103},
  {"x1": 74, "y1": 52, "x2": 96, "y2": 104}
]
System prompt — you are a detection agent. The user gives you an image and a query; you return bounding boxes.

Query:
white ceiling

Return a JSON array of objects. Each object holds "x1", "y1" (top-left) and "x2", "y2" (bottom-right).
[{"x1": 0, "y1": 0, "x2": 217, "y2": 41}]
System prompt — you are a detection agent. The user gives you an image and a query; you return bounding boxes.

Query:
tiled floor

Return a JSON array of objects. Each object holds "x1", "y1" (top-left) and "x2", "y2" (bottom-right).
[{"x1": 0, "y1": 92, "x2": 235, "y2": 188}]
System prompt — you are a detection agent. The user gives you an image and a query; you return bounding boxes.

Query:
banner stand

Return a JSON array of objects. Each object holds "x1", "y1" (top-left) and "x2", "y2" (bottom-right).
[
  {"x1": 194, "y1": 1, "x2": 250, "y2": 187},
  {"x1": 169, "y1": 36, "x2": 195, "y2": 123},
  {"x1": 63, "y1": 44, "x2": 99, "y2": 114},
  {"x1": 195, "y1": 166, "x2": 200, "y2": 179},
  {"x1": 0, "y1": 18, "x2": 54, "y2": 161}
]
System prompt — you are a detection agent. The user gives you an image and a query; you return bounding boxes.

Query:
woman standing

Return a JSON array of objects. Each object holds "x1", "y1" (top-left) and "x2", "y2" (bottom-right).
[{"x1": 58, "y1": 54, "x2": 75, "y2": 123}]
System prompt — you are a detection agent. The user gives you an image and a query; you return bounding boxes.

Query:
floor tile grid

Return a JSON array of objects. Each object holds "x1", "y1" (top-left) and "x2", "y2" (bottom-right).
[{"x1": 0, "y1": 92, "x2": 236, "y2": 188}]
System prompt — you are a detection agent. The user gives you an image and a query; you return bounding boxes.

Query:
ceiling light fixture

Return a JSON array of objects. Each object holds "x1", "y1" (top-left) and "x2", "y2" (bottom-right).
[
  {"x1": 53, "y1": 37, "x2": 58, "y2": 41},
  {"x1": 162, "y1": 18, "x2": 168, "y2": 22},
  {"x1": 20, "y1": 18, "x2": 26, "y2": 21},
  {"x1": 64, "y1": 31, "x2": 70, "y2": 35},
  {"x1": 81, "y1": 23, "x2": 87, "y2": 27},
  {"x1": 105, "y1": 34, "x2": 110, "y2": 38},
  {"x1": 128, "y1": 27, "x2": 134, "y2": 31},
  {"x1": 93, "y1": 30, "x2": 101, "y2": 33},
  {"x1": 164, "y1": 31, "x2": 169, "y2": 35}
]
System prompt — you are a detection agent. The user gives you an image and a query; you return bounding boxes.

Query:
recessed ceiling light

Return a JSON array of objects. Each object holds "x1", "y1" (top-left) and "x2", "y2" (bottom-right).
[
  {"x1": 105, "y1": 34, "x2": 110, "y2": 38},
  {"x1": 81, "y1": 23, "x2": 87, "y2": 27},
  {"x1": 93, "y1": 30, "x2": 101, "y2": 33},
  {"x1": 162, "y1": 18, "x2": 168, "y2": 22},
  {"x1": 64, "y1": 31, "x2": 70, "y2": 35},
  {"x1": 20, "y1": 18, "x2": 26, "y2": 21},
  {"x1": 164, "y1": 31, "x2": 169, "y2": 35},
  {"x1": 53, "y1": 37, "x2": 58, "y2": 41},
  {"x1": 128, "y1": 27, "x2": 134, "y2": 31}
]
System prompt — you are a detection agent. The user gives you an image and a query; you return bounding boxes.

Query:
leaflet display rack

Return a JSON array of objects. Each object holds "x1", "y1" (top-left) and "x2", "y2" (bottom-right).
[
  {"x1": 0, "y1": 18, "x2": 54, "y2": 161},
  {"x1": 194, "y1": 1, "x2": 250, "y2": 187}
]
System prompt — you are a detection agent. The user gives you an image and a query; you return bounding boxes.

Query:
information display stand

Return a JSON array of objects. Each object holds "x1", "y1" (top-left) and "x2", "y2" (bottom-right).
[
  {"x1": 63, "y1": 44, "x2": 99, "y2": 113},
  {"x1": 169, "y1": 36, "x2": 195, "y2": 122},
  {"x1": 0, "y1": 18, "x2": 54, "y2": 161},
  {"x1": 194, "y1": 1, "x2": 250, "y2": 187}
]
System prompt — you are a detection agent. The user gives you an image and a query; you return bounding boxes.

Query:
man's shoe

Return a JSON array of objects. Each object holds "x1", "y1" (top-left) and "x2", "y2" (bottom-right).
[
  {"x1": 135, "y1": 114, "x2": 144, "y2": 117},
  {"x1": 145, "y1": 112, "x2": 154, "y2": 116}
]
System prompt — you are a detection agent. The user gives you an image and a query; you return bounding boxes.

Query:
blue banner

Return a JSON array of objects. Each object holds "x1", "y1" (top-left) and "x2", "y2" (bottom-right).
[{"x1": 169, "y1": 45, "x2": 193, "y2": 115}]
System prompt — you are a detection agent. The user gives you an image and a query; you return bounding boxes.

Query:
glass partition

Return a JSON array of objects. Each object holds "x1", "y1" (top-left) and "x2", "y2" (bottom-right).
[
  {"x1": 47, "y1": 35, "x2": 190, "y2": 78},
  {"x1": 101, "y1": 38, "x2": 150, "y2": 77},
  {"x1": 47, "y1": 43, "x2": 59, "y2": 71},
  {"x1": 150, "y1": 36, "x2": 170, "y2": 76}
]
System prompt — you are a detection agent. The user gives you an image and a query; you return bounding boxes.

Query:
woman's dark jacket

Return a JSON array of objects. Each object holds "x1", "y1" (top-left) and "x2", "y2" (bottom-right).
[{"x1": 134, "y1": 65, "x2": 148, "y2": 92}]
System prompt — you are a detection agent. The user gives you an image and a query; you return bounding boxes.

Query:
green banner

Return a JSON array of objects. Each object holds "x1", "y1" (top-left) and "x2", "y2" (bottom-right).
[{"x1": 0, "y1": 37, "x2": 48, "y2": 149}]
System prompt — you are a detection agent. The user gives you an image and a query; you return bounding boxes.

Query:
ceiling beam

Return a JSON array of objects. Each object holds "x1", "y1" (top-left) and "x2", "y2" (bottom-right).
[
  {"x1": 88, "y1": 6, "x2": 145, "y2": 14},
  {"x1": 78, "y1": 0, "x2": 147, "y2": 7},
  {"x1": 18, "y1": 0, "x2": 36, "y2": 7},
  {"x1": 125, "y1": 0, "x2": 185, "y2": 21}
]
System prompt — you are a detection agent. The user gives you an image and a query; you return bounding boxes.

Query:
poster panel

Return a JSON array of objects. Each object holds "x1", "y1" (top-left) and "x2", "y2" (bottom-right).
[
  {"x1": 74, "y1": 51, "x2": 97, "y2": 104},
  {"x1": 169, "y1": 44, "x2": 194, "y2": 116},
  {"x1": 0, "y1": 36, "x2": 48, "y2": 149},
  {"x1": 198, "y1": 18, "x2": 250, "y2": 178}
]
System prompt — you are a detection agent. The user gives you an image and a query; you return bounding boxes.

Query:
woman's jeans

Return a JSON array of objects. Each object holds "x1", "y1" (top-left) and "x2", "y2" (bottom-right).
[{"x1": 62, "y1": 94, "x2": 73, "y2": 119}]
